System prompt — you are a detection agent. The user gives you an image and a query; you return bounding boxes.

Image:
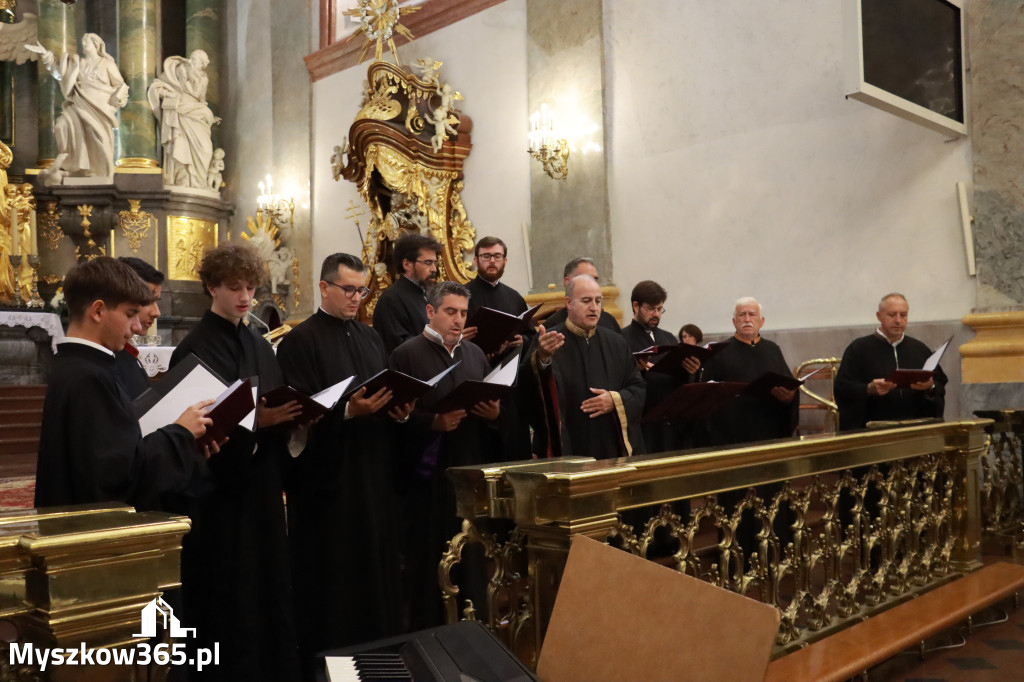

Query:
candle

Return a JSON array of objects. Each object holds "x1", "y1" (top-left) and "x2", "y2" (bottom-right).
[
  {"x1": 29, "y1": 210, "x2": 37, "y2": 256},
  {"x1": 9, "y1": 206, "x2": 17, "y2": 257}
]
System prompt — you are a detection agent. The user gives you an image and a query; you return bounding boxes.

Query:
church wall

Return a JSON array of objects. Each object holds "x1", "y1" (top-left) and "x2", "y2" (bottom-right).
[
  {"x1": 310, "y1": 0, "x2": 532, "y2": 295},
  {"x1": 605, "y1": 1, "x2": 975, "y2": 335}
]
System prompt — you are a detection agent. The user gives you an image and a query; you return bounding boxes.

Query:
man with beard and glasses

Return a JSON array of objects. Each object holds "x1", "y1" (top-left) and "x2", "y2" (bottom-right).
[
  {"x1": 277, "y1": 253, "x2": 414, "y2": 676},
  {"x1": 621, "y1": 280, "x2": 702, "y2": 453},
  {"x1": 373, "y1": 233, "x2": 442, "y2": 352}
]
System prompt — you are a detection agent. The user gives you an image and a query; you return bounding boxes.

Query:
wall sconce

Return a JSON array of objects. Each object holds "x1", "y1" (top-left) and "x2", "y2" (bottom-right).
[
  {"x1": 528, "y1": 104, "x2": 569, "y2": 181},
  {"x1": 256, "y1": 174, "x2": 295, "y2": 236}
]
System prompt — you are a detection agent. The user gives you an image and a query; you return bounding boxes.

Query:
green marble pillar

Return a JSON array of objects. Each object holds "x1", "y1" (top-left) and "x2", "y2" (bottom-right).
[
  {"x1": 36, "y1": 0, "x2": 77, "y2": 166},
  {"x1": 186, "y1": 0, "x2": 221, "y2": 120},
  {"x1": 116, "y1": 0, "x2": 159, "y2": 168}
]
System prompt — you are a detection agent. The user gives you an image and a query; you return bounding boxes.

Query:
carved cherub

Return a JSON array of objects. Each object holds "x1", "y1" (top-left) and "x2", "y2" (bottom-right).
[
  {"x1": 330, "y1": 138, "x2": 348, "y2": 182},
  {"x1": 424, "y1": 106, "x2": 459, "y2": 153},
  {"x1": 207, "y1": 148, "x2": 225, "y2": 192},
  {"x1": 414, "y1": 57, "x2": 443, "y2": 85}
]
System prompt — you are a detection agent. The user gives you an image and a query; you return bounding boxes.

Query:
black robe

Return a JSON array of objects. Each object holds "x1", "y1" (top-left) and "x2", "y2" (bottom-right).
[
  {"x1": 544, "y1": 305, "x2": 621, "y2": 334},
  {"x1": 702, "y1": 336, "x2": 799, "y2": 446},
  {"x1": 834, "y1": 333, "x2": 947, "y2": 431},
  {"x1": 388, "y1": 333, "x2": 495, "y2": 630},
  {"x1": 466, "y1": 275, "x2": 533, "y2": 460},
  {"x1": 372, "y1": 275, "x2": 428, "y2": 352},
  {"x1": 525, "y1": 323, "x2": 645, "y2": 459},
  {"x1": 621, "y1": 320, "x2": 700, "y2": 453},
  {"x1": 113, "y1": 344, "x2": 151, "y2": 399},
  {"x1": 34, "y1": 342, "x2": 203, "y2": 512},
  {"x1": 276, "y1": 310, "x2": 402, "y2": 664},
  {"x1": 169, "y1": 311, "x2": 300, "y2": 682}
]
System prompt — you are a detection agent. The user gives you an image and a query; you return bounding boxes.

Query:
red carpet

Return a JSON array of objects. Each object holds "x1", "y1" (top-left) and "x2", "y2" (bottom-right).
[{"x1": 0, "y1": 476, "x2": 35, "y2": 510}]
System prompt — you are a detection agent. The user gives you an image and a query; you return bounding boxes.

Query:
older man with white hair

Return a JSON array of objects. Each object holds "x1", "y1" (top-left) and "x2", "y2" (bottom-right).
[{"x1": 526, "y1": 274, "x2": 645, "y2": 458}]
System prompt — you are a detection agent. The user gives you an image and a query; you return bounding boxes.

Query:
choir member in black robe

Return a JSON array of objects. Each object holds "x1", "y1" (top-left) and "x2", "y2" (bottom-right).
[
  {"x1": 35, "y1": 257, "x2": 211, "y2": 511},
  {"x1": 526, "y1": 275, "x2": 645, "y2": 459},
  {"x1": 834, "y1": 293, "x2": 946, "y2": 431},
  {"x1": 112, "y1": 257, "x2": 165, "y2": 399},
  {"x1": 702, "y1": 297, "x2": 798, "y2": 564},
  {"x1": 372, "y1": 233, "x2": 441, "y2": 352},
  {"x1": 169, "y1": 244, "x2": 302, "y2": 682},
  {"x1": 541, "y1": 256, "x2": 621, "y2": 334},
  {"x1": 276, "y1": 254, "x2": 412, "y2": 673},
  {"x1": 463, "y1": 236, "x2": 532, "y2": 460},
  {"x1": 620, "y1": 280, "x2": 702, "y2": 453},
  {"x1": 388, "y1": 281, "x2": 499, "y2": 631}
]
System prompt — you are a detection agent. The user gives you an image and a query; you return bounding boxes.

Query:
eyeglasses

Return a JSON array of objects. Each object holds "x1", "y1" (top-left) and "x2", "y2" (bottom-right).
[
  {"x1": 324, "y1": 281, "x2": 371, "y2": 299},
  {"x1": 477, "y1": 253, "x2": 505, "y2": 263},
  {"x1": 641, "y1": 304, "x2": 666, "y2": 314},
  {"x1": 415, "y1": 259, "x2": 438, "y2": 268}
]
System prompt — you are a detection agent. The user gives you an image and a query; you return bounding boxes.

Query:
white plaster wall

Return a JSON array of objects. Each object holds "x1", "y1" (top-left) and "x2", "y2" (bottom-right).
[
  {"x1": 605, "y1": 0, "x2": 975, "y2": 335},
  {"x1": 311, "y1": 1, "x2": 532, "y2": 296}
]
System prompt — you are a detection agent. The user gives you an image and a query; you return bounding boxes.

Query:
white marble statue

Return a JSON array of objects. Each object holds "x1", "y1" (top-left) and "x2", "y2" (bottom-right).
[
  {"x1": 267, "y1": 247, "x2": 294, "y2": 294},
  {"x1": 207, "y1": 148, "x2": 225, "y2": 191},
  {"x1": 28, "y1": 34, "x2": 129, "y2": 182},
  {"x1": 147, "y1": 50, "x2": 221, "y2": 191},
  {"x1": 0, "y1": 13, "x2": 39, "y2": 64},
  {"x1": 424, "y1": 105, "x2": 458, "y2": 153}
]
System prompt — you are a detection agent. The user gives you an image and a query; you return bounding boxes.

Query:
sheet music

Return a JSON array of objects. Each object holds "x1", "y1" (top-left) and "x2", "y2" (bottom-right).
[
  {"x1": 312, "y1": 376, "x2": 356, "y2": 409},
  {"x1": 240, "y1": 385, "x2": 257, "y2": 431},
  {"x1": 138, "y1": 364, "x2": 227, "y2": 436},
  {"x1": 483, "y1": 357, "x2": 519, "y2": 386},
  {"x1": 923, "y1": 335, "x2": 953, "y2": 371},
  {"x1": 426, "y1": 362, "x2": 460, "y2": 386}
]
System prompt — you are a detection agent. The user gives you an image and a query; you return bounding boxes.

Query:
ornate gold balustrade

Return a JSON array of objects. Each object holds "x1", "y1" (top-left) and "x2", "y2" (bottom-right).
[
  {"x1": 976, "y1": 410, "x2": 1024, "y2": 555},
  {"x1": 0, "y1": 503, "x2": 191, "y2": 681},
  {"x1": 443, "y1": 419, "x2": 991, "y2": 667}
]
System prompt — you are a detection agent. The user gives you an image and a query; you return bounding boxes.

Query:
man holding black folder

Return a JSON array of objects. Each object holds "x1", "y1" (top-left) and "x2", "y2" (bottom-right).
[
  {"x1": 834, "y1": 293, "x2": 947, "y2": 431},
  {"x1": 277, "y1": 253, "x2": 412, "y2": 671},
  {"x1": 35, "y1": 257, "x2": 215, "y2": 511},
  {"x1": 388, "y1": 281, "x2": 498, "y2": 630}
]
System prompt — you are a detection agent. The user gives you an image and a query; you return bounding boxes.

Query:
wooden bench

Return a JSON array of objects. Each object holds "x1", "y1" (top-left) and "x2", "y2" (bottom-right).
[{"x1": 764, "y1": 562, "x2": 1024, "y2": 682}]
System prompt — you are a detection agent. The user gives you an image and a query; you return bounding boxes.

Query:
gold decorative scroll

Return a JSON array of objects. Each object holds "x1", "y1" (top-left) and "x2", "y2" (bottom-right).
[
  {"x1": 114, "y1": 199, "x2": 156, "y2": 259},
  {"x1": 167, "y1": 216, "x2": 218, "y2": 281},
  {"x1": 38, "y1": 201, "x2": 63, "y2": 251}
]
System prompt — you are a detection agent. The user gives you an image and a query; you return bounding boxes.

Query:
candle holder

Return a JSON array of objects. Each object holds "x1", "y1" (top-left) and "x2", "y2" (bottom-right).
[
  {"x1": 7, "y1": 254, "x2": 23, "y2": 308},
  {"x1": 26, "y1": 254, "x2": 44, "y2": 309}
]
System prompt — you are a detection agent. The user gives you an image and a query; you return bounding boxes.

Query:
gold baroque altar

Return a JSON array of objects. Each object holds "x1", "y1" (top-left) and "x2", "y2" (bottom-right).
[{"x1": 442, "y1": 420, "x2": 994, "y2": 667}]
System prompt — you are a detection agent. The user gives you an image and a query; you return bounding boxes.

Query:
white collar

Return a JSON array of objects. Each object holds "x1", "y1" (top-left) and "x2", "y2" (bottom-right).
[
  {"x1": 423, "y1": 324, "x2": 461, "y2": 357},
  {"x1": 60, "y1": 336, "x2": 115, "y2": 357},
  {"x1": 875, "y1": 328, "x2": 904, "y2": 347}
]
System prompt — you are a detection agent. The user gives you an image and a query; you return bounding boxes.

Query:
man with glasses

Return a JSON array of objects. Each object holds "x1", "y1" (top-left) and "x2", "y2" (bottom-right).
[
  {"x1": 622, "y1": 280, "x2": 701, "y2": 453},
  {"x1": 543, "y1": 256, "x2": 621, "y2": 333},
  {"x1": 276, "y1": 253, "x2": 414, "y2": 673},
  {"x1": 373, "y1": 233, "x2": 443, "y2": 352}
]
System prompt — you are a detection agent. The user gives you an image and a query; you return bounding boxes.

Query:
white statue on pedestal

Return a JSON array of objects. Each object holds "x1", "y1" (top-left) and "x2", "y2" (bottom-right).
[
  {"x1": 147, "y1": 50, "x2": 222, "y2": 192},
  {"x1": 28, "y1": 34, "x2": 129, "y2": 183}
]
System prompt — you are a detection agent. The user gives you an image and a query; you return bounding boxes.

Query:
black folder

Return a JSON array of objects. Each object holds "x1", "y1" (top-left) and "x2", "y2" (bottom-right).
[
  {"x1": 467, "y1": 303, "x2": 542, "y2": 355},
  {"x1": 132, "y1": 353, "x2": 226, "y2": 419},
  {"x1": 638, "y1": 341, "x2": 729, "y2": 378},
  {"x1": 429, "y1": 356, "x2": 520, "y2": 413},
  {"x1": 261, "y1": 376, "x2": 354, "y2": 425},
  {"x1": 344, "y1": 364, "x2": 460, "y2": 414},
  {"x1": 197, "y1": 378, "x2": 255, "y2": 447}
]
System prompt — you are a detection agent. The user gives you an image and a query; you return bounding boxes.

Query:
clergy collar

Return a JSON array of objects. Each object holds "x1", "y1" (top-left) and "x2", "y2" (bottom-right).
[
  {"x1": 475, "y1": 274, "x2": 502, "y2": 288},
  {"x1": 203, "y1": 309, "x2": 248, "y2": 337},
  {"x1": 733, "y1": 333, "x2": 761, "y2": 346},
  {"x1": 875, "y1": 328, "x2": 904, "y2": 347},
  {"x1": 565, "y1": 318, "x2": 597, "y2": 339},
  {"x1": 60, "y1": 336, "x2": 115, "y2": 357},
  {"x1": 423, "y1": 324, "x2": 462, "y2": 356},
  {"x1": 318, "y1": 306, "x2": 357, "y2": 323},
  {"x1": 402, "y1": 275, "x2": 428, "y2": 294}
]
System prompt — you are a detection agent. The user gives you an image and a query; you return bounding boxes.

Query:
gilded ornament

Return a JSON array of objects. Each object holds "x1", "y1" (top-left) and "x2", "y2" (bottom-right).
[
  {"x1": 356, "y1": 81, "x2": 401, "y2": 121},
  {"x1": 167, "y1": 216, "x2": 217, "y2": 281},
  {"x1": 42, "y1": 274, "x2": 61, "y2": 285},
  {"x1": 38, "y1": 201, "x2": 63, "y2": 251},
  {"x1": 291, "y1": 257, "x2": 300, "y2": 309},
  {"x1": 118, "y1": 199, "x2": 154, "y2": 254},
  {"x1": 342, "y1": 0, "x2": 421, "y2": 65}
]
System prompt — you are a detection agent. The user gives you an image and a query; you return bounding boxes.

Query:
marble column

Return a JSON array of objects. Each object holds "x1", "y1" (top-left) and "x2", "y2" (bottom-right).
[
  {"x1": 116, "y1": 0, "x2": 160, "y2": 169},
  {"x1": 35, "y1": 0, "x2": 78, "y2": 167},
  {"x1": 959, "y1": 0, "x2": 1024, "y2": 402},
  {"x1": 186, "y1": 0, "x2": 221, "y2": 121},
  {"x1": 525, "y1": 0, "x2": 611, "y2": 292}
]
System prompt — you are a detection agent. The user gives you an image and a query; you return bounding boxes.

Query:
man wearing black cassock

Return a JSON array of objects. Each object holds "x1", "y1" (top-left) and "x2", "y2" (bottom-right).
[
  {"x1": 277, "y1": 253, "x2": 413, "y2": 673},
  {"x1": 702, "y1": 296, "x2": 799, "y2": 564},
  {"x1": 834, "y1": 293, "x2": 946, "y2": 431},
  {"x1": 372, "y1": 233, "x2": 441, "y2": 352},
  {"x1": 169, "y1": 243, "x2": 302, "y2": 682},
  {"x1": 388, "y1": 281, "x2": 500, "y2": 631},
  {"x1": 620, "y1": 280, "x2": 702, "y2": 453},
  {"x1": 113, "y1": 257, "x2": 164, "y2": 399},
  {"x1": 527, "y1": 275, "x2": 645, "y2": 459},
  {"x1": 462, "y1": 236, "x2": 532, "y2": 460},
  {"x1": 35, "y1": 257, "x2": 213, "y2": 511},
  {"x1": 542, "y1": 257, "x2": 621, "y2": 333}
]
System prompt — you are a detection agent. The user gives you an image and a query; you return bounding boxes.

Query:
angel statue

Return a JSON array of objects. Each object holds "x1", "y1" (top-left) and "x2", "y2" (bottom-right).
[
  {"x1": 27, "y1": 34, "x2": 129, "y2": 182},
  {"x1": 424, "y1": 105, "x2": 458, "y2": 153},
  {"x1": 147, "y1": 50, "x2": 221, "y2": 190}
]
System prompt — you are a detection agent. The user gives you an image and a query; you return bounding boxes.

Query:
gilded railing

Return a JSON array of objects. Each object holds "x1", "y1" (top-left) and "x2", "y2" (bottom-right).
[
  {"x1": 975, "y1": 410, "x2": 1024, "y2": 555},
  {"x1": 442, "y1": 420, "x2": 990, "y2": 667}
]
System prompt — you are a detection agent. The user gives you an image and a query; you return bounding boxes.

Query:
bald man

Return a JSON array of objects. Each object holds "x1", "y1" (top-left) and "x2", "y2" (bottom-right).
[{"x1": 527, "y1": 275, "x2": 644, "y2": 458}]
